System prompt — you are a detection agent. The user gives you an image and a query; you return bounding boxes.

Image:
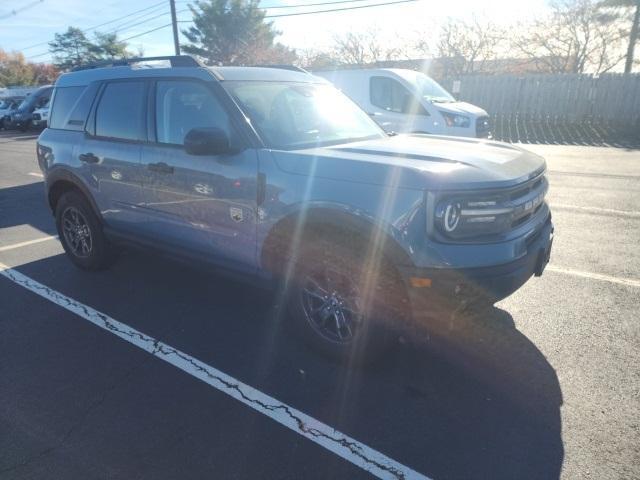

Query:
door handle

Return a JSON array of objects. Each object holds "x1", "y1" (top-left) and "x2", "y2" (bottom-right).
[
  {"x1": 368, "y1": 112, "x2": 382, "y2": 117},
  {"x1": 79, "y1": 152, "x2": 99, "y2": 164},
  {"x1": 147, "y1": 162, "x2": 174, "y2": 174}
]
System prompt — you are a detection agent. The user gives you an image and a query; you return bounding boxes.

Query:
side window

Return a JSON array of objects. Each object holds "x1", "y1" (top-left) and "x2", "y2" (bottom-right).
[
  {"x1": 370, "y1": 76, "x2": 393, "y2": 111},
  {"x1": 155, "y1": 80, "x2": 230, "y2": 145},
  {"x1": 95, "y1": 81, "x2": 145, "y2": 141},
  {"x1": 49, "y1": 86, "x2": 85, "y2": 130},
  {"x1": 370, "y1": 76, "x2": 419, "y2": 114}
]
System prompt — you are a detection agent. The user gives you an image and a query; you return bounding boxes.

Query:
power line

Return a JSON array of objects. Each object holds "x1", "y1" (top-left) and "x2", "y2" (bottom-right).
[
  {"x1": 261, "y1": 0, "x2": 391, "y2": 9},
  {"x1": 27, "y1": 0, "x2": 422, "y2": 62},
  {"x1": 82, "y1": 0, "x2": 167, "y2": 32},
  {"x1": 264, "y1": 0, "x2": 420, "y2": 18},
  {"x1": 120, "y1": 22, "x2": 173, "y2": 42},
  {"x1": 26, "y1": 6, "x2": 185, "y2": 60},
  {"x1": 102, "y1": 9, "x2": 172, "y2": 36},
  {"x1": 18, "y1": 0, "x2": 167, "y2": 51},
  {"x1": 106, "y1": 0, "x2": 422, "y2": 49},
  {"x1": 0, "y1": 0, "x2": 44, "y2": 21},
  {"x1": 178, "y1": 0, "x2": 420, "y2": 21}
]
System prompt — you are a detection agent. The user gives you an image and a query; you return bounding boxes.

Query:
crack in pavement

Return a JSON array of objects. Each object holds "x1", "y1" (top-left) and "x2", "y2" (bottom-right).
[{"x1": 0, "y1": 263, "x2": 429, "y2": 480}]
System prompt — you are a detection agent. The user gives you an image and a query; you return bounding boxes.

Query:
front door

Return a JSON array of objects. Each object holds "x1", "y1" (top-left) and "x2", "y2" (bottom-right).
[
  {"x1": 140, "y1": 79, "x2": 258, "y2": 272},
  {"x1": 369, "y1": 75, "x2": 429, "y2": 133}
]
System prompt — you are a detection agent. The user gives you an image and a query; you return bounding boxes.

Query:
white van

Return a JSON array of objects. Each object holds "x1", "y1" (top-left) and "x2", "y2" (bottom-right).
[{"x1": 315, "y1": 68, "x2": 490, "y2": 138}]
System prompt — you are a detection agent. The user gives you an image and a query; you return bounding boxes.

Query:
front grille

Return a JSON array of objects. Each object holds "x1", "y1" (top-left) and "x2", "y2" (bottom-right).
[
  {"x1": 433, "y1": 173, "x2": 548, "y2": 242},
  {"x1": 476, "y1": 116, "x2": 491, "y2": 138}
]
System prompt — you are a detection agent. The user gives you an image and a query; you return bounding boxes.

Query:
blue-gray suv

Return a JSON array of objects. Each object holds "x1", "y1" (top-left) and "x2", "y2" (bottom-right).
[{"x1": 37, "y1": 56, "x2": 553, "y2": 362}]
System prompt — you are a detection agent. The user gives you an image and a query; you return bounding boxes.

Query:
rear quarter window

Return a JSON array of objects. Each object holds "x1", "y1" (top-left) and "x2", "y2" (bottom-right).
[
  {"x1": 95, "y1": 81, "x2": 145, "y2": 141},
  {"x1": 49, "y1": 86, "x2": 87, "y2": 130}
]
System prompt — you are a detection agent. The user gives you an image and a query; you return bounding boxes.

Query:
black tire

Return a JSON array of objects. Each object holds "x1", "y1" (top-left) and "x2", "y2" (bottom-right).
[
  {"x1": 286, "y1": 237, "x2": 405, "y2": 365},
  {"x1": 19, "y1": 120, "x2": 31, "y2": 132},
  {"x1": 55, "y1": 191, "x2": 118, "y2": 271}
]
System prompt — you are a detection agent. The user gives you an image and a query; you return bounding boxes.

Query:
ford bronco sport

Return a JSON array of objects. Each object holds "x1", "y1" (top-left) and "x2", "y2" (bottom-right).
[{"x1": 37, "y1": 56, "x2": 553, "y2": 362}]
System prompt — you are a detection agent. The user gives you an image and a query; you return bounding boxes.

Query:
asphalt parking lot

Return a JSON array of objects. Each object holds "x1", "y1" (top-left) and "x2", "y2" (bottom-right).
[{"x1": 1, "y1": 130, "x2": 638, "y2": 480}]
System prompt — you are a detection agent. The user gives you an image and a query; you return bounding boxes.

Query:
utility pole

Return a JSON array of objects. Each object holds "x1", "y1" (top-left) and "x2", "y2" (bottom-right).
[
  {"x1": 624, "y1": 0, "x2": 640, "y2": 74},
  {"x1": 169, "y1": 0, "x2": 180, "y2": 55}
]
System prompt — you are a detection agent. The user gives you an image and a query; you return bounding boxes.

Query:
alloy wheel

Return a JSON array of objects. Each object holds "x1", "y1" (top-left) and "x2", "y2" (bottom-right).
[
  {"x1": 61, "y1": 206, "x2": 93, "y2": 258},
  {"x1": 300, "y1": 266, "x2": 364, "y2": 344}
]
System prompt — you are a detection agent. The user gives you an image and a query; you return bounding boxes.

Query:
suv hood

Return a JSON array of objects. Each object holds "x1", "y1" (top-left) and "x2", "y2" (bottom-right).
[{"x1": 272, "y1": 134, "x2": 546, "y2": 190}]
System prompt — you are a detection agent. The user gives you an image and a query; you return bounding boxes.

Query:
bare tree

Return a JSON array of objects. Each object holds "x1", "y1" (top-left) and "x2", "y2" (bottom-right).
[
  {"x1": 331, "y1": 28, "x2": 410, "y2": 65},
  {"x1": 431, "y1": 17, "x2": 505, "y2": 77},
  {"x1": 296, "y1": 49, "x2": 341, "y2": 69},
  {"x1": 513, "y1": 0, "x2": 627, "y2": 73},
  {"x1": 598, "y1": 0, "x2": 640, "y2": 73}
]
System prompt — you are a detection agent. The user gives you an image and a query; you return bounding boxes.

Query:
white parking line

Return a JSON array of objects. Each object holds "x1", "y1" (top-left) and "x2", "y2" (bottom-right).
[
  {"x1": 546, "y1": 265, "x2": 640, "y2": 288},
  {"x1": 550, "y1": 203, "x2": 640, "y2": 218},
  {"x1": 0, "y1": 261, "x2": 428, "y2": 480},
  {"x1": 0, "y1": 236, "x2": 58, "y2": 252},
  {"x1": 27, "y1": 172, "x2": 44, "y2": 178}
]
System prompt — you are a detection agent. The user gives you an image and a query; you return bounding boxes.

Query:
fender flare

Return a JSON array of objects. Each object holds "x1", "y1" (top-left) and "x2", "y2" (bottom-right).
[
  {"x1": 260, "y1": 206, "x2": 412, "y2": 274},
  {"x1": 46, "y1": 168, "x2": 102, "y2": 220}
]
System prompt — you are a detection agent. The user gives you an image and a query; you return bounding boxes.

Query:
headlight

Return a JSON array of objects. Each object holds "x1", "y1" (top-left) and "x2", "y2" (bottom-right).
[
  {"x1": 436, "y1": 201, "x2": 463, "y2": 232},
  {"x1": 435, "y1": 197, "x2": 506, "y2": 239},
  {"x1": 440, "y1": 111, "x2": 470, "y2": 128}
]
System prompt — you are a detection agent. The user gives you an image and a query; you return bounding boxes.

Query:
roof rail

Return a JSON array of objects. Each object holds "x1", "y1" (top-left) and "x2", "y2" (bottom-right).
[
  {"x1": 255, "y1": 64, "x2": 310, "y2": 74},
  {"x1": 72, "y1": 55, "x2": 203, "y2": 72}
]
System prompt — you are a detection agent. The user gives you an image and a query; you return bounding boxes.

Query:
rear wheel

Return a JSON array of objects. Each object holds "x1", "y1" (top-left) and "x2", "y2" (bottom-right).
[
  {"x1": 286, "y1": 238, "x2": 403, "y2": 364},
  {"x1": 55, "y1": 191, "x2": 118, "y2": 271}
]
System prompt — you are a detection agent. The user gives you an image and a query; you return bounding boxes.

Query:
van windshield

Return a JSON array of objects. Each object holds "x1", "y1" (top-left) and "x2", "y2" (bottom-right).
[
  {"x1": 414, "y1": 73, "x2": 455, "y2": 103},
  {"x1": 224, "y1": 81, "x2": 385, "y2": 150}
]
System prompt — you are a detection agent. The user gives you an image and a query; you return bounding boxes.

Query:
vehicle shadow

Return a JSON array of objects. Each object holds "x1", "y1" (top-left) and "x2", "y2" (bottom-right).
[
  {"x1": 5, "y1": 247, "x2": 564, "y2": 480},
  {"x1": 0, "y1": 181, "x2": 56, "y2": 235},
  {"x1": 300, "y1": 302, "x2": 565, "y2": 480}
]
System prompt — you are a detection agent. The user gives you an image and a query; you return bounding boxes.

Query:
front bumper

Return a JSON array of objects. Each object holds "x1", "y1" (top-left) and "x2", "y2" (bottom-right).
[
  {"x1": 7, "y1": 114, "x2": 31, "y2": 129},
  {"x1": 401, "y1": 217, "x2": 554, "y2": 321}
]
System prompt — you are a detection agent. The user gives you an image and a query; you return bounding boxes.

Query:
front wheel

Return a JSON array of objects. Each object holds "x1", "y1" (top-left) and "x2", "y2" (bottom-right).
[
  {"x1": 55, "y1": 191, "x2": 118, "y2": 271},
  {"x1": 287, "y1": 239, "x2": 401, "y2": 364}
]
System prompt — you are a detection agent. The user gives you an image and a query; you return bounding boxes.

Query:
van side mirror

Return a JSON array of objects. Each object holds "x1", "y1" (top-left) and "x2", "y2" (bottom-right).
[{"x1": 184, "y1": 127, "x2": 231, "y2": 155}]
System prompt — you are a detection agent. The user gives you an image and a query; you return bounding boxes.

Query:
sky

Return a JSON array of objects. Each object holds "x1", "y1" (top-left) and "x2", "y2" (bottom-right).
[{"x1": 0, "y1": 0, "x2": 549, "y2": 64}]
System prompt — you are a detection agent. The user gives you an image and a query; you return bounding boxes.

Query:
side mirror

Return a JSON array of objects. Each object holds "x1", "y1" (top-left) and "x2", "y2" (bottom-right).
[{"x1": 184, "y1": 127, "x2": 231, "y2": 156}]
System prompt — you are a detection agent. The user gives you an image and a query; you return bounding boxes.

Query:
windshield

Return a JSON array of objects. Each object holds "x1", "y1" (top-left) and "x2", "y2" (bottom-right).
[
  {"x1": 414, "y1": 72, "x2": 455, "y2": 103},
  {"x1": 223, "y1": 81, "x2": 385, "y2": 149}
]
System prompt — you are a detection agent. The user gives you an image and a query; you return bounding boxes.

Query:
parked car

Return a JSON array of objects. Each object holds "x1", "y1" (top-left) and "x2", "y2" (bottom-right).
[
  {"x1": 0, "y1": 96, "x2": 24, "y2": 129},
  {"x1": 8, "y1": 85, "x2": 53, "y2": 131},
  {"x1": 38, "y1": 56, "x2": 552, "y2": 362},
  {"x1": 32, "y1": 102, "x2": 50, "y2": 128},
  {"x1": 315, "y1": 68, "x2": 491, "y2": 138}
]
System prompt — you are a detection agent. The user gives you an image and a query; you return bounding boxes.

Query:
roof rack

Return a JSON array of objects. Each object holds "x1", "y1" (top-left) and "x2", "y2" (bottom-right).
[
  {"x1": 255, "y1": 64, "x2": 310, "y2": 74},
  {"x1": 72, "y1": 55, "x2": 203, "y2": 72}
]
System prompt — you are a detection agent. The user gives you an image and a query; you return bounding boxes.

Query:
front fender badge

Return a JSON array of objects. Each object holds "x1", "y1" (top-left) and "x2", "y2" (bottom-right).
[{"x1": 230, "y1": 207, "x2": 244, "y2": 223}]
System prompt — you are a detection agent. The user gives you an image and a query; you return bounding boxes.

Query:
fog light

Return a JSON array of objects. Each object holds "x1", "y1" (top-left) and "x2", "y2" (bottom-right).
[{"x1": 410, "y1": 277, "x2": 432, "y2": 288}]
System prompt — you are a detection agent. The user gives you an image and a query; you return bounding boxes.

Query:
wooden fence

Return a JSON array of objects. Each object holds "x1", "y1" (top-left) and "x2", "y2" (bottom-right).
[{"x1": 441, "y1": 74, "x2": 640, "y2": 125}]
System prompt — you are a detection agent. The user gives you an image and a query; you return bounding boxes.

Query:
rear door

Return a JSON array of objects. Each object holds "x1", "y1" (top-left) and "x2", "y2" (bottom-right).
[
  {"x1": 139, "y1": 78, "x2": 258, "y2": 272},
  {"x1": 80, "y1": 80, "x2": 147, "y2": 232}
]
